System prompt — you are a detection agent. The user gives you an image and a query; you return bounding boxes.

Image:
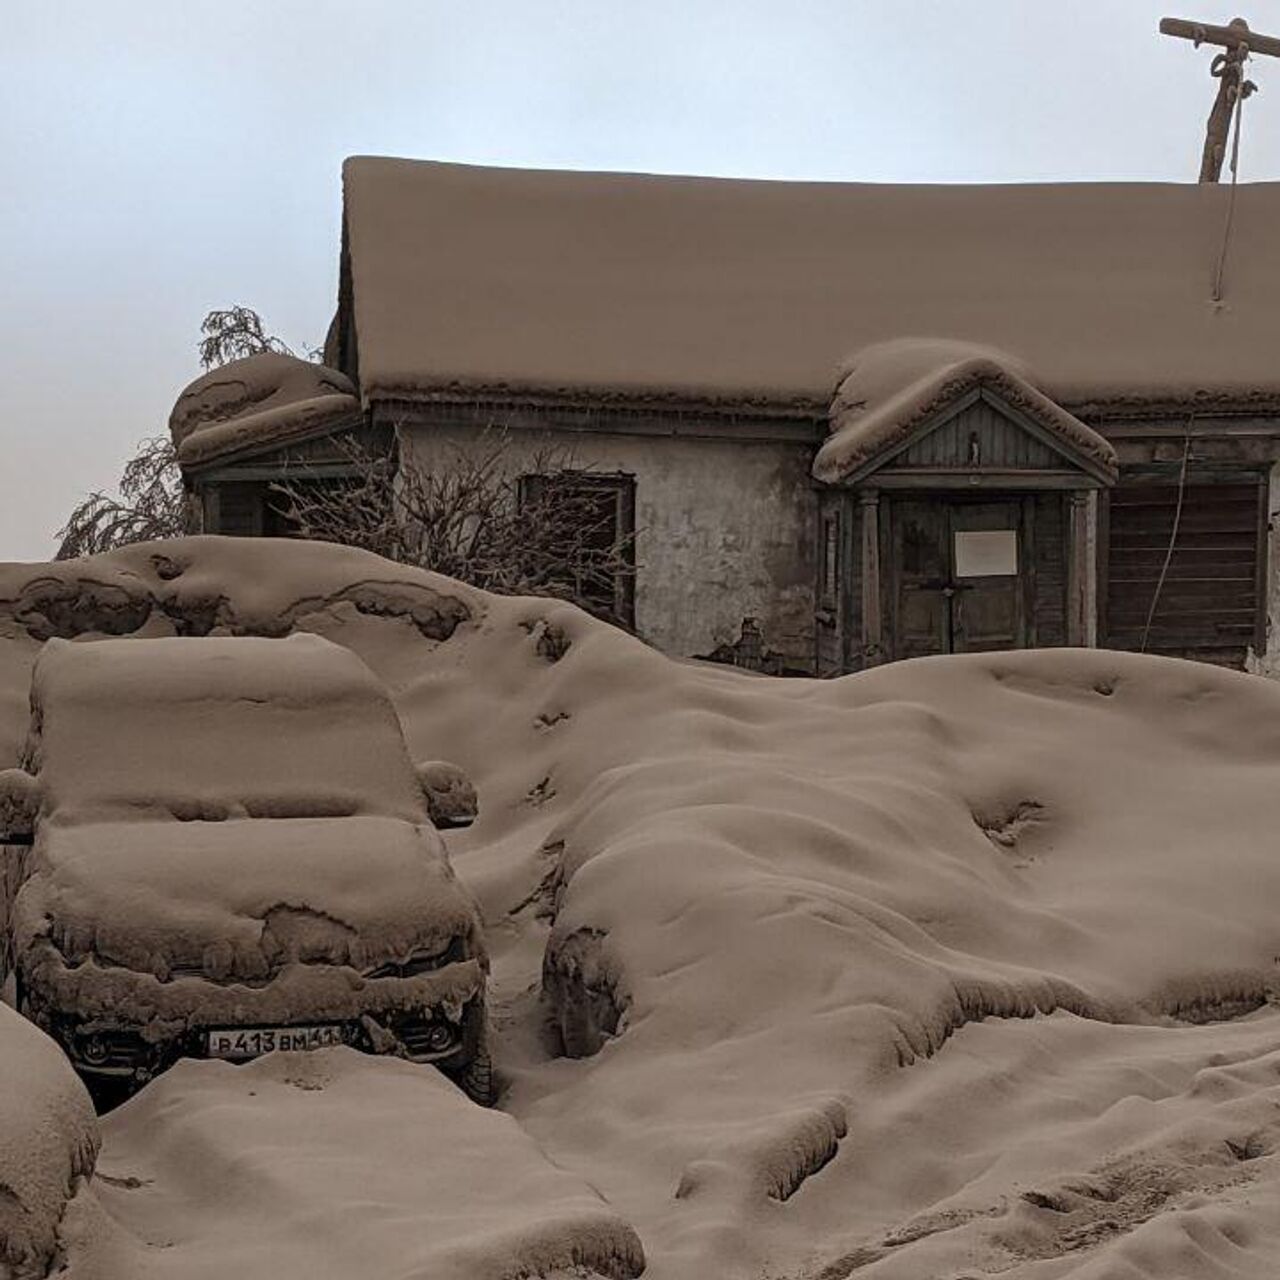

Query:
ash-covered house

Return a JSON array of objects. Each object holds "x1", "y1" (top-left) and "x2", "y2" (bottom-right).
[{"x1": 171, "y1": 157, "x2": 1280, "y2": 676}]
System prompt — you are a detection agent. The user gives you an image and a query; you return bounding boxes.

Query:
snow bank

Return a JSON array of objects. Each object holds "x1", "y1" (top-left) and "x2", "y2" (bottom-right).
[
  {"x1": 0, "y1": 537, "x2": 475, "y2": 689},
  {"x1": 475, "y1": 637, "x2": 1280, "y2": 1276},
  {"x1": 0, "y1": 1003, "x2": 98, "y2": 1278},
  {"x1": 795, "y1": 1009, "x2": 1280, "y2": 1279},
  {"x1": 62, "y1": 1049, "x2": 644, "y2": 1280},
  {"x1": 168, "y1": 353, "x2": 360, "y2": 468},
  {"x1": 4, "y1": 537, "x2": 1280, "y2": 1278}
]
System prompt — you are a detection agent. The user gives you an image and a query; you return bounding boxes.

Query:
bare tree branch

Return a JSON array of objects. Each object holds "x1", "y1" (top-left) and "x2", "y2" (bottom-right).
[
  {"x1": 270, "y1": 428, "x2": 638, "y2": 626},
  {"x1": 55, "y1": 436, "x2": 187, "y2": 560},
  {"x1": 55, "y1": 307, "x2": 300, "y2": 558}
]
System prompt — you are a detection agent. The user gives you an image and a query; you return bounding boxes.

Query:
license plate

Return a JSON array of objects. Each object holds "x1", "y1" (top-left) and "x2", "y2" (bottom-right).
[{"x1": 205, "y1": 1024, "x2": 347, "y2": 1059}]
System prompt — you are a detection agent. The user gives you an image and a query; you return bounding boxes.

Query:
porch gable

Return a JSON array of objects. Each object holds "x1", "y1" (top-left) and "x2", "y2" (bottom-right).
[{"x1": 867, "y1": 386, "x2": 1115, "y2": 490}]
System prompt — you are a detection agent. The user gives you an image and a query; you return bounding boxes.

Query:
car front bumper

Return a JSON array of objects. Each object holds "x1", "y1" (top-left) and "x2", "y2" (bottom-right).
[
  {"x1": 46, "y1": 997, "x2": 486, "y2": 1085},
  {"x1": 18, "y1": 951, "x2": 487, "y2": 1086}
]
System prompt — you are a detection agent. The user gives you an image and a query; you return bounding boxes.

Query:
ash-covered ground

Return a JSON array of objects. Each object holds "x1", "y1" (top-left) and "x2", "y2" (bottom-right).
[{"x1": 2, "y1": 537, "x2": 1279, "y2": 1280}]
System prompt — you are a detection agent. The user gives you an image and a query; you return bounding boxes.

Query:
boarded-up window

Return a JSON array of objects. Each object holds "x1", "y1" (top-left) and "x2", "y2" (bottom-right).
[
  {"x1": 1104, "y1": 479, "x2": 1263, "y2": 668},
  {"x1": 518, "y1": 472, "x2": 636, "y2": 628}
]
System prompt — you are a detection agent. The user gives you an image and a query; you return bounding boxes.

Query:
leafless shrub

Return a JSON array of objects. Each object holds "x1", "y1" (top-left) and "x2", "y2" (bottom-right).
[
  {"x1": 54, "y1": 436, "x2": 187, "y2": 561},
  {"x1": 270, "y1": 430, "x2": 637, "y2": 626}
]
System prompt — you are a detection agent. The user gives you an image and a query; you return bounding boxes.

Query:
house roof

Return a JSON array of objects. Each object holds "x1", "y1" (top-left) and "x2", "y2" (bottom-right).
[
  {"x1": 340, "y1": 156, "x2": 1280, "y2": 415},
  {"x1": 169, "y1": 353, "x2": 361, "y2": 469},
  {"x1": 814, "y1": 340, "x2": 1119, "y2": 485}
]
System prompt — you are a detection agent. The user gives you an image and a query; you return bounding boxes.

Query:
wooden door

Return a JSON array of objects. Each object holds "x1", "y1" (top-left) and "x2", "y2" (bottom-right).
[{"x1": 889, "y1": 498, "x2": 1027, "y2": 657}]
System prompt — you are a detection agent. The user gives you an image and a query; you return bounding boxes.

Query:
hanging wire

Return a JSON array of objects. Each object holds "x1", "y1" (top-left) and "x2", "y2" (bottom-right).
[
  {"x1": 1140, "y1": 417, "x2": 1194, "y2": 654},
  {"x1": 1211, "y1": 41, "x2": 1254, "y2": 302}
]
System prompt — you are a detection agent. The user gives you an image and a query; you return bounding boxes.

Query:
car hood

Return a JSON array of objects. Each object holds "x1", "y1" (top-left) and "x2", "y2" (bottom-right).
[{"x1": 14, "y1": 815, "x2": 482, "y2": 982}]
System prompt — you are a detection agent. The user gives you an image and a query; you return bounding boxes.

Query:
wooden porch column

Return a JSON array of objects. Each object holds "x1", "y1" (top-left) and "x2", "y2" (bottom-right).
[
  {"x1": 1066, "y1": 490, "x2": 1093, "y2": 647},
  {"x1": 859, "y1": 489, "x2": 883, "y2": 664}
]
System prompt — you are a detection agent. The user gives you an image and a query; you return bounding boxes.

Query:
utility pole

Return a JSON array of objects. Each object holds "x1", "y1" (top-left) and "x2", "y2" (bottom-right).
[{"x1": 1159, "y1": 16, "x2": 1279, "y2": 181}]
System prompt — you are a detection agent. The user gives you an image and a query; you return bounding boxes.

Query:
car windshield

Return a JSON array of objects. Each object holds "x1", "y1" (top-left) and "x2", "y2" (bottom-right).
[{"x1": 32, "y1": 637, "x2": 426, "y2": 824}]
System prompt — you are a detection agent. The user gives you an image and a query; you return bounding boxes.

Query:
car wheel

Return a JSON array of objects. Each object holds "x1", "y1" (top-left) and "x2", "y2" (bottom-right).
[
  {"x1": 452, "y1": 1034, "x2": 496, "y2": 1107},
  {"x1": 13, "y1": 971, "x2": 31, "y2": 1019}
]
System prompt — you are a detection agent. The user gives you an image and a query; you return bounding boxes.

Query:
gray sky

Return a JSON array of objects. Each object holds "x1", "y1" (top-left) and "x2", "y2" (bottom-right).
[{"x1": 2, "y1": 1, "x2": 1277, "y2": 562}]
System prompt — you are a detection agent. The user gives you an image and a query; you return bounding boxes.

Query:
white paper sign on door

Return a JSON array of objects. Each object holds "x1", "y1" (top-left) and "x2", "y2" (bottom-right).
[{"x1": 954, "y1": 530, "x2": 1018, "y2": 577}]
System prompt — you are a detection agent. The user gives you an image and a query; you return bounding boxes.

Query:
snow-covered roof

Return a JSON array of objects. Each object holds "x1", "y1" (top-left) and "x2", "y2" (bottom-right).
[
  {"x1": 341, "y1": 157, "x2": 1280, "y2": 414},
  {"x1": 169, "y1": 353, "x2": 361, "y2": 468},
  {"x1": 814, "y1": 339, "x2": 1119, "y2": 485},
  {"x1": 31, "y1": 633, "x2": 426, "y2": 824}
]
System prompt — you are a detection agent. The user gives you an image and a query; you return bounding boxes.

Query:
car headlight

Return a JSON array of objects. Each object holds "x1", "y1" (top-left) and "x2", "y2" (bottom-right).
[
  {"x1": 364, "y1": 935, "x2": 465, "y2": 981},
  {"x1": 68, "y1": 1026, "x2": 151, "y2": 1072},
  {"x1": 422, "y1": 1023, "x2": 456, "y2": 1052},
  {"x1": 80, "y1": 1034, "x2": 109, "y2": 1065}
]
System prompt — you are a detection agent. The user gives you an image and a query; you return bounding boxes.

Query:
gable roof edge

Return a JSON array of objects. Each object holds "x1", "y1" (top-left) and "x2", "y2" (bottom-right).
[{"x1": 814, "y1": 355, "x2": 1119, "y2": 486}]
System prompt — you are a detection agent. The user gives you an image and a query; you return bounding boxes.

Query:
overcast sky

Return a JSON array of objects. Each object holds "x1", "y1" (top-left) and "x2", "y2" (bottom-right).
[{"x1": 2, "y1": 1, "x2": 1277, "y2": 561}]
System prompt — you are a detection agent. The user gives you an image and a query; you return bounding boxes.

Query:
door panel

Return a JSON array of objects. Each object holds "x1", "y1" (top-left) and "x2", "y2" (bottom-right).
[
  {"x1": 950, "y1": 502, "x2": 1023, "y2": 653},
  {"x1": 892, "y1": 502, "x2": 950, "y2": 658}
]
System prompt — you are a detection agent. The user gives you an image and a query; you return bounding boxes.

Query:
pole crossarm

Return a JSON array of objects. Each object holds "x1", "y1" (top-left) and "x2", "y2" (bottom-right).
[{"x1": 1160, "y1": 16, "x2": 1280, "y2": 58}]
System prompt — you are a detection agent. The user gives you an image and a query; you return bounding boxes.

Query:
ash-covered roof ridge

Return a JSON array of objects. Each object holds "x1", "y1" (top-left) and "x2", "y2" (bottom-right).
[{"x1": 340, "y1": 156, "x2": 1280, "y2": 412}]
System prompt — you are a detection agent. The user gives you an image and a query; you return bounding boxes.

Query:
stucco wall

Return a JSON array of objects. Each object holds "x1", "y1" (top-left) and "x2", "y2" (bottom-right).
[{"x1": 400, "y1": 423, "x2": 818, "y2": 671}]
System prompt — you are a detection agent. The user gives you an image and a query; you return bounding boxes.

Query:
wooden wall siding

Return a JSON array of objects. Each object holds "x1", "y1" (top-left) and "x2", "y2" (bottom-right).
[
  {"x1": 1104, "y1": 480, "x2": 1264, "y2": 667},
  {"x1": 1031, "y1": 492, "x2": 1068, "y2": 647},
  {"x1": 885, "y1": 399, "x2": 1061, "y2": 471}
]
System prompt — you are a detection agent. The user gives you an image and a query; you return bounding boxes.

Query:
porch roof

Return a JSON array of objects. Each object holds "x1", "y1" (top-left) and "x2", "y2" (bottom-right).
[
  {"x1": 814, "y1": 341, "x2": 1119, "y2": 485},
  {"x1": 340, "y1": 157, "x2": 1280, "y2": 416},
  {"x1": 169, "y1": 354, "x2": 362, "y2": 470}
]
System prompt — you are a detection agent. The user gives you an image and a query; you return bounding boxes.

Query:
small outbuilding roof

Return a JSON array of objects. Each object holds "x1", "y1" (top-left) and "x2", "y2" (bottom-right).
[
  {"x1": 814, "y1": 340, "x2": 1119, "y2": 485},
  {"x1": 340, "y1": 157, "x2": 1280, "y2": 415},
  {"x1": 169, "y1": 353, "x2": 361, "y2": 469}
]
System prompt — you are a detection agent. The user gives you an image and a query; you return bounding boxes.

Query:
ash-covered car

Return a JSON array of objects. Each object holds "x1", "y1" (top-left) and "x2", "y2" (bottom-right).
[{"x1": 0, "y1": 634, "x2": 492, "y2": 1104}]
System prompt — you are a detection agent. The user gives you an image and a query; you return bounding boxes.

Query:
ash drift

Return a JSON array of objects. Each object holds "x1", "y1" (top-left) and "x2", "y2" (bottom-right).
[
  {"x1": 4, "y1": 538, "x2": 1280, "y2": 1279},
  {"x1": 0, "y1": 632, "x2": 491, "y2": 1103}
]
